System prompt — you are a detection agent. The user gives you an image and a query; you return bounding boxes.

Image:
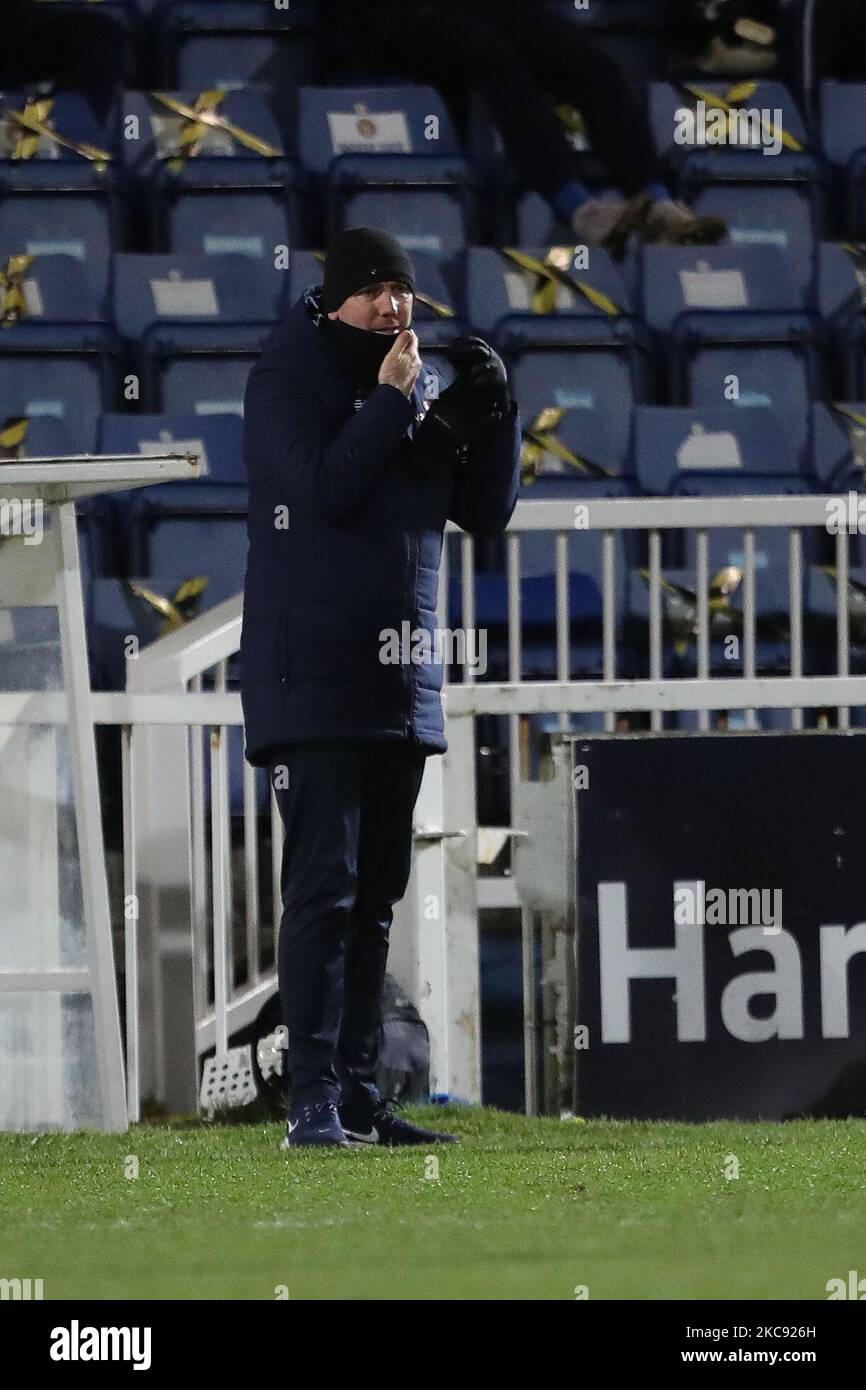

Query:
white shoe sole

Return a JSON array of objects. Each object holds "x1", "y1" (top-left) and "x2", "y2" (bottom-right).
[{"x1": 343, "y1": 1127, "x2": 379, "y2": 1149}]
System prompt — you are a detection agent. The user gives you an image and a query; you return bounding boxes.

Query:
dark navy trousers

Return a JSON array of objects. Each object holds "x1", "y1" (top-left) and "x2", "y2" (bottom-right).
[{"x1": 270, "y1": 741, "x2": 427, "y2": 1106}]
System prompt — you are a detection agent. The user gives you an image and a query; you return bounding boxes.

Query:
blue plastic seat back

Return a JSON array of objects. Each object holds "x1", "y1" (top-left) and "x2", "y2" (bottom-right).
[
  {"x1": 0, "y1": 414, "x2": 75, "y2": 461},
  {"x1": 158, "y1": 357, "x2": 254, "y2": 416},
  {"x1": 0, "y1": 360, "x2": 105, "y2": 454},
  {"x1": 649, "y1": 79, "x2": 813, "y2": 178},
  {"x1": 518, "y1": 393, "x2": 632, "y2": 480},
  {"x1": 334, "y1": 189, "x2": 468, "y2": 257},
  {"x1": 466, "y1": 245, "x2": 631, "y2": 345},
  {"x1": 98, "y1": 412, "x2": 245, "y2": 483},
  {"x1": 686, "y1": 348, "x2": 817, "y2": 462},
  {"x1": 298, "y1": 86, "x2": 463, "y2": 176},
  {"x1": 121, "y1": 88, "x2": 289, "y2": 179},
  {"x1": 0, "y1": 210, "x2": 113, "y2": 300},
  {"x1": 168, "y1": 192, "x2": 292, "y2": 260},
  {"x1": 821, "y1": 81, "x2": 866, "y2": 173},
  {"x1": 642, "y1": 244, "x2": 808, "y2": 335},
  {"x1": 159, "y1": 0, "x2": 317, "y2": 92},
  {"x1": 140, "y1": 499, "x2": 248, "y2": 584},
  {"x1": 113, "y1": 252, "x2": 286, "y2": 338},
  {"x1": 817, "y1": 242, "x2": 863, "y2": 330},
  {"x1": 0, "y1": 92, "x2": 114, "y2": 185},
  {"x1": 811, "y1": 403, "x2": 866, "y2": 491},
  {"x1": 0, "y1": 252, "x2": 108, "y2": 333},
  {"x1": 692, "y1": 185, "x2": 817, "y2": 284},
  {"x1": 634, "y1": 405, "x2": 804, "y2": 495},
  {"x1": 509, "y1": 349, "x2": 638, "y2": 428}
]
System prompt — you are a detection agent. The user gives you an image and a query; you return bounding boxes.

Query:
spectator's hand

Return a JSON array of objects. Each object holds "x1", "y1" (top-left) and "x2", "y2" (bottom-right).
[
  {"x1": 379, "y1": 329, "x2": 422, "y2": 398},
  {"x1": 445, "y1": 336, "x2": 511, "y2": 419}
]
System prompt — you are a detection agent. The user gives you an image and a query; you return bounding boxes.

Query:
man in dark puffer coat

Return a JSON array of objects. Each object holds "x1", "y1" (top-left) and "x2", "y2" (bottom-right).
[{"x1": 240, "y1": 228, "x2": 520, "y2": 1148}]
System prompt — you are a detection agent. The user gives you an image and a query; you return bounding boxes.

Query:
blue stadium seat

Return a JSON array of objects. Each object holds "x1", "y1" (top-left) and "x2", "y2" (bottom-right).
[
  {"x1": 510, "y1": 349, "x2": 641, "y2": 433},
  {"x1": 299, "y1": 86, "x2": 478, "y2": 251},
  {"x1": 0, "y1": 92, "x2": 120, "y2": 299},
  {"x1": 0, "y1": 254, "x2": 117, "y2": 451},
  {"x1": 98, "y1": 411, "x2": 246, "y2": 569},
  {"x1": 0, "y1": 414, "x2": 77, "y2": 461},
  {"x1": 466, "y1": 245, "x2": 635, "y2": 349},
  {"x1": 821, "y1": 81, "x2": 866, "y2": 237},
  {"x1": 691, "y1": 184, "x2": 817, "y2": 285},
  {"x1": 155, "y1": 0, "x2": 317, "y2": 100},
  {"x1": 129, "y1": 479, "x2": 248, "y2": 577},
  {"x1": 633, "y1": 405, "x2": 809, "y2": 497},
  {"x1": 811, "y1": 402, "x2": 866, "y2": 491},
  {"x1": 112, "y1": 252, "x2": 285, "y2": 413},
  {"x1": 88, "y1": 566, "x2": 243, "y2": 689},
  {"x1": 466, "y1": 245, "x2": 645, "y2": 423},
  {"x1": 121, "y1": 89, "x2": 305, "y2": 254},
  {"x1": 649, "y1": 79, "x2": 821, "y2": 211},
  {"x1": 512, "y1": 193, "x2": 579, "y2": 251},
  {"x1": 99, "y1": 410, "x2": 245, "y2": 483},
  {"x1": 518, "y1": 397, "x2": 633, "y2": 486},
  {"x1": 641, "y1": 244, "x2": 825, "y2": 457}
]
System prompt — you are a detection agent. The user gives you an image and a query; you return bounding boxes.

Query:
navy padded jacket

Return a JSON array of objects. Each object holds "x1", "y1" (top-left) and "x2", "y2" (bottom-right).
[{"x1": 239, "y1": 291, "x2": 520, "y2": 766}]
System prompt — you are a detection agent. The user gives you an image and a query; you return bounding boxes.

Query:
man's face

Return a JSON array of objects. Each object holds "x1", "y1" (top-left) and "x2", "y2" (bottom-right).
[{"x1": 329, "y1": 280, "x2": 414, "y2": 333}]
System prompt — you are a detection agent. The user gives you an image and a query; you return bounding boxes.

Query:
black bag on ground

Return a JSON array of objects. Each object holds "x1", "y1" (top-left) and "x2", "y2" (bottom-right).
[{"x1": 244, "y1": 975, "x2": 430, "y2": 1116}]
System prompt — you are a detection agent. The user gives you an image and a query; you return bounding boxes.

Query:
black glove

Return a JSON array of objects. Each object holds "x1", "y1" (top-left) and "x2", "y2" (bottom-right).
[
  {"x1": 407, "y1": 336, "x2": 513, "y2": 479},
  {"x1": 418, "y1": 336, "x2": 511, "y2": 450},
  {"x1": 444, "y1": 336, "x2": 511, "y2": 421}
]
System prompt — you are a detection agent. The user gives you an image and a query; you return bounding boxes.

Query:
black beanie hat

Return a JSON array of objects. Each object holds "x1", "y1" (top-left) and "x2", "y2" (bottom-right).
[{"x1": 321, "y1": 227, "x2": 415, "y2": 313}]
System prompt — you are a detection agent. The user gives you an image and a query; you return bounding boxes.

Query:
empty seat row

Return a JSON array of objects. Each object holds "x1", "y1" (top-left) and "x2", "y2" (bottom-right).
[
  {"x1": 5, "y1": 78, "x2": 866, "y2": 263},
  {"x1": 1, "y1": 244, "x2": 864, "y2": 451}
]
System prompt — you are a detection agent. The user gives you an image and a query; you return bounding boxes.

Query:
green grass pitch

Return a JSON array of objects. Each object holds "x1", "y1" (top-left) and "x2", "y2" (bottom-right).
[{"x1": 2, "y1": 1107, "x2": 864, "y2": 1300}]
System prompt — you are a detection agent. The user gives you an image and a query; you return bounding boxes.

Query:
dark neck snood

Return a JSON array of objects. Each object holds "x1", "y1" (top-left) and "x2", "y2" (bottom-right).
[{"x1": 318, "y1": 313, "x2": 400, "y2": 393}]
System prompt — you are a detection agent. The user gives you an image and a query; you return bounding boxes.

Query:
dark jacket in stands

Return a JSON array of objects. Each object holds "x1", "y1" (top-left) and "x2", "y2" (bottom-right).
[{"x1": 239, "y1": 289, "x2": 520, "y2": 766}]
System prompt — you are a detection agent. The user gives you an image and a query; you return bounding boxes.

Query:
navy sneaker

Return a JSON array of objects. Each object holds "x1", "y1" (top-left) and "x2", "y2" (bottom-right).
[
  {"x1": 341, "y1": 1097, "x2": 459, "y2": 1148},
  {"x1": 281, "y1": 1099, "x2": 349, "y2": 1149}
]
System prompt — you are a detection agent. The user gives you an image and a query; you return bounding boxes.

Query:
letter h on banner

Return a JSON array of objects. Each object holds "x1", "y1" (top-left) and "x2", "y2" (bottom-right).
[{"x1": 598, "y1": 882, "x2": 707, "y2": 1043}]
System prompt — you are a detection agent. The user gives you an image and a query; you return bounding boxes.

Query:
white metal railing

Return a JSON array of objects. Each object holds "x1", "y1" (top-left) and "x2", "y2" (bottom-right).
[
  {"x1": 438, "y1": 494, "x2": 866, "y2": 902},
  {"x1": 4, "y1": 495, "x2": 865, "y2": 1117}
]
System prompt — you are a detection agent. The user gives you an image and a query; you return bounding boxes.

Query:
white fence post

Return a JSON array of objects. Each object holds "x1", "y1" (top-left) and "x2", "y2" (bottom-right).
[
  {"x1": 127, "y1": 682, "x2": 198, "y2": 1115},
  {"x1": 441, "y1": 712, "x2": 482, "y2": 1102}
]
